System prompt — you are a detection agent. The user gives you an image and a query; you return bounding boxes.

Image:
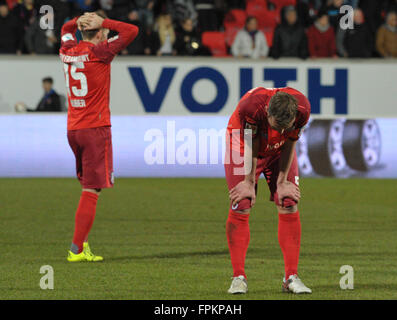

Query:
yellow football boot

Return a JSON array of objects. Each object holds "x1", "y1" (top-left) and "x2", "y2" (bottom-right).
[
  {"x1": 67, "y1": 250, "x2": 87, "y2": 262},
  {"x1": 66, "y1": 242, "x2": 103, "y2": 262},
  {"x1": 83, "y1": 242, "x2": 103, "y2": 262}
]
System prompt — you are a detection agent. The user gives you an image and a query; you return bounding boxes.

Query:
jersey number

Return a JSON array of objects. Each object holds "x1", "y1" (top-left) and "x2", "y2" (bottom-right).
[{"x1": 63, "y1": 62, "x2": 88, "y2": 97}]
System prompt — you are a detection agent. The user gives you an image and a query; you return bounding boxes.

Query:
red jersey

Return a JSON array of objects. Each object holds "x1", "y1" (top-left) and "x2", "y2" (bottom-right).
[
  {"x1": 227, "y1": 87, "x2": 311, "y2": 158},
  {"x1": 59, "y1": 18, "x2": 138, "y2": 131}
]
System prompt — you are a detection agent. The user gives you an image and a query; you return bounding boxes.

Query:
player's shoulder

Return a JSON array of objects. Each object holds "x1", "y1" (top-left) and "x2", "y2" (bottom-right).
[
  {"x1": 89, "y1": 39, "x2": 118, "y2": 64},
  {"x1": 239, "y1": 88, "x2": 269, "y2": 122}
]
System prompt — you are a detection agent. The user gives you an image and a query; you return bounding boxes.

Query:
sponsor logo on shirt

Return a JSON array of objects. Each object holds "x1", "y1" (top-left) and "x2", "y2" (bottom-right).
[{"x1": 61, "y1": 33, "x2": 74, "y2": 42}]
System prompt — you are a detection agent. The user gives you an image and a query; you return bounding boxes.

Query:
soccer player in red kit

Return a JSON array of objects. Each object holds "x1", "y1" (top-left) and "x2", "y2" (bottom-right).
[
  {"x1": 225, "y1": 87, "x2": 312, "y2": 294},
  {"x1": 59, "y1": 12, "x2": 138, "y2": 262}
]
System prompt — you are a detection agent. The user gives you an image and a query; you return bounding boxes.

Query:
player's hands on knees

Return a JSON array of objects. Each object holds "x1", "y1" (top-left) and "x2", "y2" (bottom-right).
[
  {"x1": 276, "y1": 181, "x2": 300, "y2": 205},
  {"x1": 229, "y1": 181, "x2": 256, "y2": 207}
]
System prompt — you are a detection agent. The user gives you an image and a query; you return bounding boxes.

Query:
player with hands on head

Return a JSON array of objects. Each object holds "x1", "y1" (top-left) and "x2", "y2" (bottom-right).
[{"x1": 59, "y1": 11, "x2": 139, "y2": 262}]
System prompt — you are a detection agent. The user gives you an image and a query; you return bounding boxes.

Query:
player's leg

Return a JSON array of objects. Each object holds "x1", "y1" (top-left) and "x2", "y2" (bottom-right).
[
  {"x1": 67, "y1": 127, "x2": 114, "y2": 262},
  {"x1": 265, "y1": 152, "x2": 311, "y2": 293},
  {"x1": 224, "y1": 147, "x2": 263, "y2": 293}
]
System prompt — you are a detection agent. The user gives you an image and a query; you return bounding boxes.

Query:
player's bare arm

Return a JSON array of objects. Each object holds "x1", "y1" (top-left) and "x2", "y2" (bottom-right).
[
  {"x1": 277, "y1": 138, "x2": 301, "y2": 208},
  {"x1": 229, "y1": 134, "x2": 260, "y2": 208}
]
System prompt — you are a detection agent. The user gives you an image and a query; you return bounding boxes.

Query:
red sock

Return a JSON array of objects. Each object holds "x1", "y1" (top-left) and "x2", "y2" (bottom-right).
[
  {"x1": 72, "y1": 191, "x2": 98, "y2": 253},
  {"x1": 278, "y1": 211, "x2": 301, "y2": 279},
  {"x1": 226, "y1": 210, "x2": 250, "y2": 278}
]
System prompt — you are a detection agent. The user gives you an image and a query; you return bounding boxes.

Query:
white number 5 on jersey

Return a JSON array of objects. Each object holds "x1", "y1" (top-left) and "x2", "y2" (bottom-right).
[{"x1": 63, "y1": 62, "x2": 88, "y2": 97}]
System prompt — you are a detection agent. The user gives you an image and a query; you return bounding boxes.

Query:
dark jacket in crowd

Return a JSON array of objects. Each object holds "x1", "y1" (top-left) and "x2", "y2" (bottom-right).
[
  {"x1": 143, "y1": 27, "x2": 161, "y2": 55},
  {"x1": 359, "y1": 0, "x2": 386, "y2": 35},
  {"x1": 174, "y1": 27, "x2": 201, "y2": 55},
  {"x1": 325, "y1": 4, "x2": 343, "y2": 31},
  {"x1": 33, "y1": 89, "x2": 61, "y2": 112},
  {"x1": 106, "y1": 0, "x2": 133, "y2": 21},
  {"x1": 343, "y1": 23, "x2": 373, "y2": 58},
  {"x1": 0, "y1": 11, "x2": 22, "y2": 53},
  {"x1": 272, "y1": 21, "x2": 309, "y2": 59},
  {"x1": 124, "y1": 20, "x2": 145, "y2": 54}
]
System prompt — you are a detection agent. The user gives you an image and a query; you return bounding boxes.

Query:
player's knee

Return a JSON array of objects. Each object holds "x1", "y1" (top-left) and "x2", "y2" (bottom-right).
[
  {"x1": 277, "y1": 204, "x2": 298, "y2": 214},
  {"x1": 83, "y1": 188, "x2": 101, "y2": 195}
]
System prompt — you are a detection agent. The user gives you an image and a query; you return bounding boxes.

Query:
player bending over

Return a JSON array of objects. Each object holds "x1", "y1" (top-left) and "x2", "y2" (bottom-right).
[
  {"x1": 59, "y1": 12, "x2": 138, "y2": 262},
  {"x1": 225, "y1": 87, "x2": 312, "y2": 294}
]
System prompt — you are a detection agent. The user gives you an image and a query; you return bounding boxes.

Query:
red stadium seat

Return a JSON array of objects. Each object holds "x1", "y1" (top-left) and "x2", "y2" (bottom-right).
[
  {"x1": 275, "y1": 0, "x2": 297, "y2": 10},
  {"x1": 262, "y1": 28, "x2": 274, "y2": 48},
  {"x1": 223, "y1": 9, "x2": 247, "y2": 30},
  {"x1": 223, "y1": 9, "x2": 247, "y2": 47},
  {"x1": 201, "y1": 32, "x2": 228, "y2": 57},
  {"x1": 246, "y1": 0, "x2": 267, "y2": 14},
  {"x1": 225, "y1": 27, "x2": 239, "y2": 47},
  {"x1": 246, "y1": 5, "x2": 279, "y2": 30}
]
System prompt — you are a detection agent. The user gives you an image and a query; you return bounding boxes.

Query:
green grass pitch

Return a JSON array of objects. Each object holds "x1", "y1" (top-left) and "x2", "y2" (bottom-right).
[{"x1": 0, "y1": 177, "x2": 396, "y2": 300}]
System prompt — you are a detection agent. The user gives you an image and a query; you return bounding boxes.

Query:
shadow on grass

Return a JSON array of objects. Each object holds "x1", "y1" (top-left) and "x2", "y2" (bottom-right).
[
  {"x1": 107, "y1": 247, "x2": 271, "y2": 261},
  {"x1": 109, "y1": 249, "x2": 230, "y2": 261}
]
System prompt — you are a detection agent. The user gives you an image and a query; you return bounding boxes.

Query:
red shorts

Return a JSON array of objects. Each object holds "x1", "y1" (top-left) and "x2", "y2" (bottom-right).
[
  {"x1": 67, "y1": 126, "x2": 114, "y2": 189},
  {"x1": 225, "y1": 147, "x2": 300, "y2": 211}
]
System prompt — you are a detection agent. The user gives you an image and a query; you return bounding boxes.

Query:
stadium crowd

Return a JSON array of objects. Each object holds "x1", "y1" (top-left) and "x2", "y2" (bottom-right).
[{"x1": 0, "y1": 0, "x2": 396, "y2": 58}]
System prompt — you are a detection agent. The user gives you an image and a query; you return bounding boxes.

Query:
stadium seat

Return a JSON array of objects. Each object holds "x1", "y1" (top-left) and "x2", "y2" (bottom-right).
[
  {"x1": 201, "y1": 32, "x2": 228, "y2": 57},
  {"x1": 246, "y1": 5, "x2": 279, "y2": 30},
  {"x1": 262, "y1": 29, "x2": 274, "y2": 48},
  {"x1": 223, "y1": 9, "x2": 247, "y2": 47},
  {"x1": 225, "y1": 28, "x2": 239, "y2": 47},
  {"x1": 246, "y1": 0, "x2": 267, "y2": 14},
  {"x1": 275, "y1": 0, "x2": 297, "y2": 10},
  {"x1": 223, "y1": 9, "x2": 247, "y2": 30}
]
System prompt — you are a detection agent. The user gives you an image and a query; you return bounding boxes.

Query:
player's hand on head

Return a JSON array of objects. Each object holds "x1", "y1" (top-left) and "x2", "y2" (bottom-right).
[
  {"x1": 77, "y1": 15, "x2": 90, "y2": 31},
  {"x1": 82, "y1": 13, "x2": 104, "y2": 30},
  {"x1": 276, "y1": 181, "x2": 300, "y2": 206},
  {"x1": 229, "y1": 181, "x2": 256, "y2": 207}
]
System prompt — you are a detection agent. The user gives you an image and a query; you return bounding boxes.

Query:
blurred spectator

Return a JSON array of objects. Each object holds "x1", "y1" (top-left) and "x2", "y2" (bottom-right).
[
  {"x1": 0, "y1": 0, "x2": 22, "y2": 54},
  {"x1": 385, "y1": 0, "x2": 397, "y2": 13},
  {"x1": 296, "y1": 0, "x2": 316, "y2": 28},
  {"x1": 122, "y1": 9, "x2": 144, "y2": 55},
  {"x1": 75, "y1": 0, "x2": 97, "y2": 11},
  {"x1": 6, "y1": 0, "x2": 17, "y2": 9},
  {"x1": 174, "y1": 18, "x2": 209, "y2": 55},
  {"x1": 100, "y1": 0, "x2": 132, "y2": 21},
  {"x1": 231, "y1": 16, "x2": 269, "y2": 59},
  {"x1": 143, "y1": 25, "x2": 160, "y2": 55},
  {"x1": 307, "y1": 10, "x2": 337, "y2": 57},
  {"x1": 26, "y1": 77, "x2": 62, "y2": 112},
  {"x1": 359, "y1": 0, "x2": 387, "y2": 37},
  {"x1": 168, "y1": 0, "x2": 197, "y2": 26},
  {"x1": 11, "y1": 0, "x2": 35, "y2": 53},
  {"x1": 12, "y1": 0, "x2": 35, "y2": 28},
  {"x1": 135, "y1": 0, "x2": 155, "y2": 27},
  {"x1": 345, "y1": 0, "x2": 359, "y2": 8},
  {"x1": 25, "y1": 13, "x2": 57, "y2": 54},
  {"x1": 325, "y1": 0, "x2": 344, "y2": 30},
  {"x1": 337, "y1": 9, "x2": 372, "y2": 58},
  {"x1": 298, "y1": 0, "x2": 326, "y2": 11},
  {"x1": 156, "y1": 13, "x2": 176, "y2": 56},
  {"x1": 376, "y1": 11, "x2": 397, "y2": 58},
  {"x1": 195, "y1": 0, "x2": 218, "y2": 32},
  {"x1": 272, "y1": 6, "x2": 309, "y2": 59}
]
